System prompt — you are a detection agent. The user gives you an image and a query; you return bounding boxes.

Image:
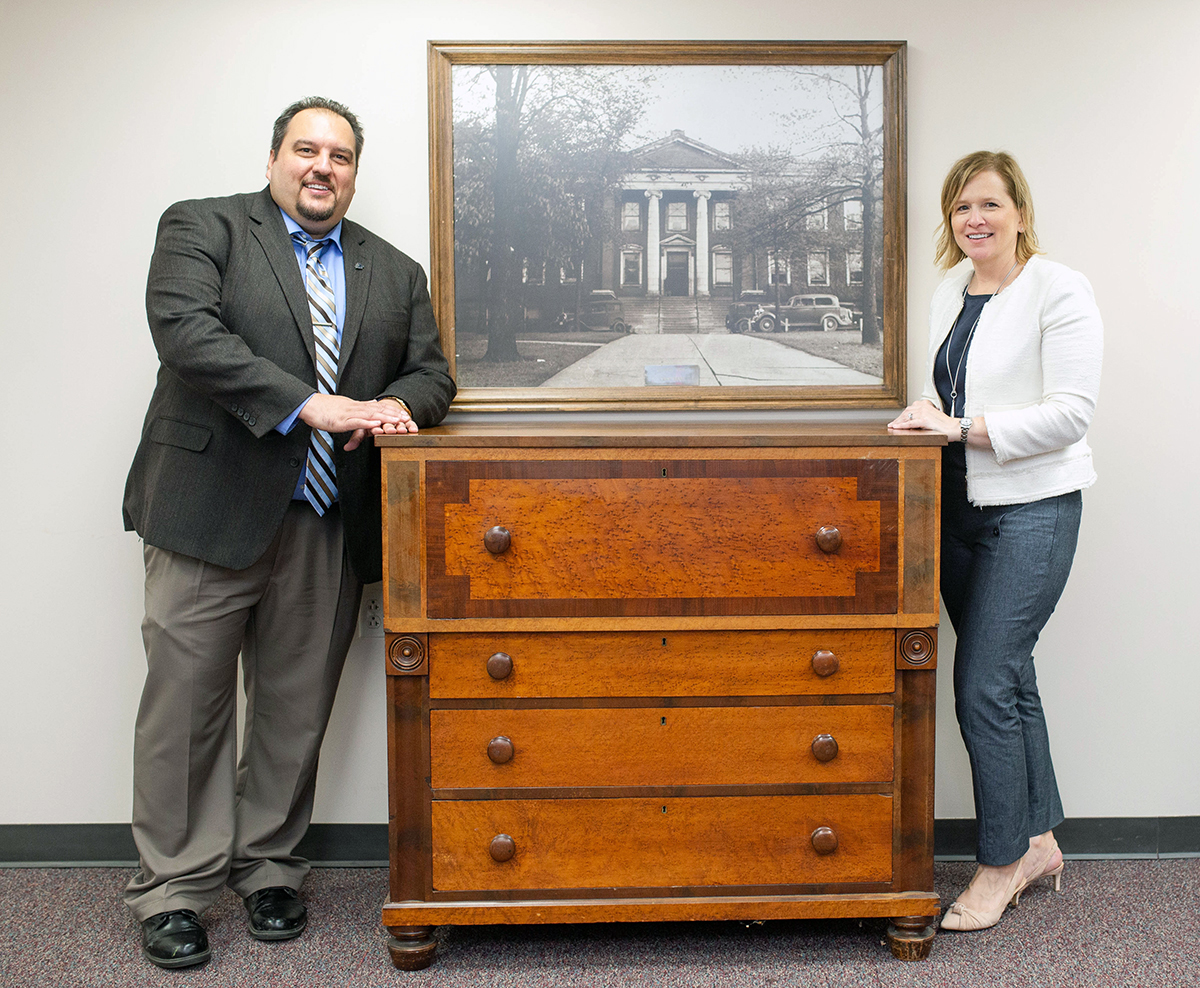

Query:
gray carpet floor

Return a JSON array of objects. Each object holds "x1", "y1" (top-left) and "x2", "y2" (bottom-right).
[{"x1": 1, "y1": 861, "x2": 1196, "y2": 987}]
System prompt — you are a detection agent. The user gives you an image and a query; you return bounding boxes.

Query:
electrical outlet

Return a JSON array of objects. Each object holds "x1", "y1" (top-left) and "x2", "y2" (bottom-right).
[{"x1": 359, "y1": 587, "x2": 384, "y2": 638}]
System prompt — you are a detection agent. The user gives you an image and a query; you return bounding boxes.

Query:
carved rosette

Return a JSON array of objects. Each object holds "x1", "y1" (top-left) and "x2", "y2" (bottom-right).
[
  {"x1": 898, "y1": 630, "x2": 936, "y2": 668},
  {"x1": 387, "y1": 635, "x2": 427, "y2": 676}
]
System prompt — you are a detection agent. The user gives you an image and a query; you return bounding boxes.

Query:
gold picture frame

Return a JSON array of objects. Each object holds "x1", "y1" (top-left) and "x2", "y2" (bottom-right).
[{"x1": 428, "y1": 40, "x2": 907, "y2": 411}]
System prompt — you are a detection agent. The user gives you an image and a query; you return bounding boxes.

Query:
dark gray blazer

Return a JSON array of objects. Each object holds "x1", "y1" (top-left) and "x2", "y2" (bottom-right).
[{"x1": 123, "y1": 188, "x2": 455, "y2": 583}]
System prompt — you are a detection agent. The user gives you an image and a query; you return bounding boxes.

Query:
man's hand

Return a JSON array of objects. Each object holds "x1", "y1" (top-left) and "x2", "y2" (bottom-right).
[
  {"x1": 371, "y1": 396, "x2": 420, "y2": 438},
  {"x1": 299, "y1": 394, "x2": 413, "y2": 451}
]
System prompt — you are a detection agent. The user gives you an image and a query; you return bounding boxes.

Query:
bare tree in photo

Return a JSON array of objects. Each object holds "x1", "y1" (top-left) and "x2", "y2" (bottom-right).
[
  {"x1": 453, "y1": 66, "x2": 649, "y2": 362},
  {"x1": 728, "y1": 147, "x2": 863, "y2": 323},
  {"x1": 781, "y1": 65, "x2": 885, "y2": 343}
]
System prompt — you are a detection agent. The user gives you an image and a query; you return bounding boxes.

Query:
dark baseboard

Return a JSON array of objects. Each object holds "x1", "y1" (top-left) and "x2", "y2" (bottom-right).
[
  {"x1": 3, "y1": 818, "x2": 1198, "y2": 867},
  {"x1": 935, "y1": 816, "x2": 1200, "y2": 858},
  {"x1": 0, "y1": 823, "x2": 390, "y2": 867}
]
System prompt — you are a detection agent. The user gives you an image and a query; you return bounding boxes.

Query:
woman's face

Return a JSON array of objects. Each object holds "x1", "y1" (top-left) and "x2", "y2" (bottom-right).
[{"x1": 951, "y1": 170, "x2": 1025, "y2": 270}]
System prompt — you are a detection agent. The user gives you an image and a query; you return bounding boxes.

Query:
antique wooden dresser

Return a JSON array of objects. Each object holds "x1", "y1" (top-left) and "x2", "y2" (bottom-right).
[{"x1": 376, "y1": 423, "x2": 943, "y2": 969}]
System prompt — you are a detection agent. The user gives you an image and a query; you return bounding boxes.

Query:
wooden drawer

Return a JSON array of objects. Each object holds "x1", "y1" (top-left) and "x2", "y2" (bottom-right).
[
  {"x1": 425, "y1": 459, "x2": 898, "y2": 619},
  {"x1": 429, "y1": 629, "x2": 895, "y2": 698},
  {"x1": 431, "y1": 705, "x2": 894, "y2": 789},
  {"x1": 431, "y1": 794, "x2": 893, "y2": 891}
]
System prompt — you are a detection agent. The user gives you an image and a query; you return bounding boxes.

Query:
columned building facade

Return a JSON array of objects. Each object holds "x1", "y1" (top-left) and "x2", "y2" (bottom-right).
[
  {"x1": 453, "y1": 130, "x2": 874, "y2": 334},
  {"x1": 610, "y1": 130, "x2": 749, "y2": 299}
]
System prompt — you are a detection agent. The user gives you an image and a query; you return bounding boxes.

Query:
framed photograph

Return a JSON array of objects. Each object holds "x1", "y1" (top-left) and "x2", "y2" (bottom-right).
[{"x1": 428, "y1": 40, "x2": 907, "y2": 411}]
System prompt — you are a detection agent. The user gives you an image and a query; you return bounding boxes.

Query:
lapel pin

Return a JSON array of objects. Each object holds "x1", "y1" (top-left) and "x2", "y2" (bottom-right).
[{"x1": 354, "y1": 262, "x2": 364, "y2": 270}]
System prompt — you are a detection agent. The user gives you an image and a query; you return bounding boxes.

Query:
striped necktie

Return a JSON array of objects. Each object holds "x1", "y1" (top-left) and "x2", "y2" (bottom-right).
[{"x1": 293, "y1": 232, "x2": 339, "y2": 515}]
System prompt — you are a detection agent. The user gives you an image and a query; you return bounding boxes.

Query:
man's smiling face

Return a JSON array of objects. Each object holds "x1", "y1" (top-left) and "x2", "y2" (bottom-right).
[{"x1": 267, "y1": 108, "x2": 357, "y2": 237}]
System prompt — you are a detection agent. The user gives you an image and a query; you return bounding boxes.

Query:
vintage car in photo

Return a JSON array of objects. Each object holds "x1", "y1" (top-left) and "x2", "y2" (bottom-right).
[
  {"x1": 727, "y1": 291, "x2": 859, "y2": 333},
  {"x1": 556, "y1": 290, "x2": 630, "y2": 332},
  {"x1": 725, "y1": 290, "x2": 772, "y2": 332}
]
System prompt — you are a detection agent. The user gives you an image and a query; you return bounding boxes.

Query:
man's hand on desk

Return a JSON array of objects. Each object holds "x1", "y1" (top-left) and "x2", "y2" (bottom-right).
[
  {"x1": 372, "y1": 396, "x2": 420, "y2": 438},
  {"x1": 298, "y1": 393, "x2": 417, "y2": 451}
]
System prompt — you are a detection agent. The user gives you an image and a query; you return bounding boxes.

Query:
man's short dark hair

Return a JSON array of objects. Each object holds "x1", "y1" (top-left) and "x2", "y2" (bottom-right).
[{"x1": 271, "y1": 97, "x2": 364, "y2": 163}]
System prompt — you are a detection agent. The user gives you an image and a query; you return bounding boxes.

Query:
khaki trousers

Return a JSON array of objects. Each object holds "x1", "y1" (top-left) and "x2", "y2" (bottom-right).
[{"x1": 124, "y1": 502, "x2": 362, "y2": 920}]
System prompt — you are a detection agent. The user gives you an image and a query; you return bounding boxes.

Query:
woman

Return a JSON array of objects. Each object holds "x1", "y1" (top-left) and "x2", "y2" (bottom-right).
[{"x1": 889, "y1": 151, "x2": 1102, "y2": 931}]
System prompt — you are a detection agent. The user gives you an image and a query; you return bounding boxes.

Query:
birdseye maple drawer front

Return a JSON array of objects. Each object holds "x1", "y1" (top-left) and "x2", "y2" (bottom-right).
[
  {"x1": 424, "y1": 458, "x2": 899, "y2": 619},
  {"x1": 430, "y1": 705, "x2": 893, "y2": 789},
  {"x1": 428, "y1": 629, "x2": 895, "y2": 698},
  {"x1": 431, "y1": 794, "x2": 893, "y2": 891}
]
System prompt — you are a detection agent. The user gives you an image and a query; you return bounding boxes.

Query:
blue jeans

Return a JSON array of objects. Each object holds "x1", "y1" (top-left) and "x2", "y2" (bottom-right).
[{"x1": 941, "y1": 474, "x2": 1082, "y2": 866}]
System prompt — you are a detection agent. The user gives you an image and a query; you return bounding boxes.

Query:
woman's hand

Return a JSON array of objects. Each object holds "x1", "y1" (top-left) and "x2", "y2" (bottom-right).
[
  {"x1": 888, "y1": 399, "x2": 949, "y2": 435},
  {"x1": 888, "y1": 399, "x2": 990, "y2": 447}
]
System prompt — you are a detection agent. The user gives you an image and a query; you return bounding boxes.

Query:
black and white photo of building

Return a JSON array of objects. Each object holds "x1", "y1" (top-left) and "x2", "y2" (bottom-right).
[{"x1": 449, "y1": 62, "x2": 887, "y2": 388}]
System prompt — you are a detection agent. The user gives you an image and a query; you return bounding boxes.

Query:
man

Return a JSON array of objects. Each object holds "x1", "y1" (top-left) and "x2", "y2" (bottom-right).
[{"x1": 122, "y1": 97, "x2": 455, "y2": 969}]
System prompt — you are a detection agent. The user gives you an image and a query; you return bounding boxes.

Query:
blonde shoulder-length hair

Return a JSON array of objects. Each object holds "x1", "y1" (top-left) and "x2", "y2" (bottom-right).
[{"x1": 935, "y1": 151, "x2": 1043, "y2": 271}]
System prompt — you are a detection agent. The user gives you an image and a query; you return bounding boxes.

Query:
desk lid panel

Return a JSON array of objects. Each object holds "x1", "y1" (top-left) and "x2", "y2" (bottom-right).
[{"x1": 426, "y1": 458, "x2": 898, "y2": 619}]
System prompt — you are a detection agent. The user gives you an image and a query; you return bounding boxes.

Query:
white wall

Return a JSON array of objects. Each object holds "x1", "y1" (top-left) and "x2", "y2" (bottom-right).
[{"x1": 2, "y1": 0, "x2": 1196, "y2": 827}]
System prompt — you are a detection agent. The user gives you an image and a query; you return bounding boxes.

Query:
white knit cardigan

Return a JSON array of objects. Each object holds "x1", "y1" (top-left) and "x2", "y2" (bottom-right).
[{"x1": 920, "y1": 255, "x2": 1103, "y2": 506}]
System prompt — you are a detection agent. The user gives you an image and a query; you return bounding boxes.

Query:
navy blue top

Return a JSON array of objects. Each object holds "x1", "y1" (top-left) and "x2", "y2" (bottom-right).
[{"x1": 934, "y1": 291, "x2": 990, "y2": 483}]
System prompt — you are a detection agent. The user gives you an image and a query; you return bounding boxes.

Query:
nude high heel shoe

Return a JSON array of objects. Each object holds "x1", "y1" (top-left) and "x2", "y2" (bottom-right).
[
  {"x1": 1011, "y1": 839, "x2": 1064, "y2": 906},
  {"x1": 939, "y1": 865, "x2": 1026, "y2": 932}
]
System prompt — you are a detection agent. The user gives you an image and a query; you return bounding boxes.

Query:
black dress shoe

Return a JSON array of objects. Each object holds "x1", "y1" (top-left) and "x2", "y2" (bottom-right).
[
  {"x1": 244, "y1": 886, "x2": 308, "y2": 941},
  {"x1": 141, "y1": 909, "x2": 210, "y2": 968}
]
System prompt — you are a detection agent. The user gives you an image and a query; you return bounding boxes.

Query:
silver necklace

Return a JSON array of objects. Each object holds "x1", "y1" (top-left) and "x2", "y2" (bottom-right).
[{"x1": 945, "y1": 259, "x2": 1020, "y2": 416}]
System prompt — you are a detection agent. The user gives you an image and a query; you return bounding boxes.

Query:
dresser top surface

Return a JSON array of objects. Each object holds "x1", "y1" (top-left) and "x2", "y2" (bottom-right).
[{"x1": 376, "y1": 422, "x2": 946, "y2": 449}]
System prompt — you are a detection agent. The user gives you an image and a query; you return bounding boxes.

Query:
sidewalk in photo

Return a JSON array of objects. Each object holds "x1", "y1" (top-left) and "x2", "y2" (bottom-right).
[{"x1": 540, "y1": 333, "x2": 883, "y2": 387}]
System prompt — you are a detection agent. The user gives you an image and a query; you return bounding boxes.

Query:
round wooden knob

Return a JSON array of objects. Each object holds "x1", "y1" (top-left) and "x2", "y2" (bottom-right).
[
  {"x1": 484, "y1": 526, "x2": 511, "y2": 554},
  {"x1": 811, "y1": 734, "x2": 839, "y2": 763},
  {"x1": 486, "y1": 652, "x2": 513, "y2": 680},
  {"x1": 489, "y1": 834, "x2": 516, "y2": 862},
  {"x1": 487, "y1": 736, "x2": 514, "y2": 764},
  {"x1": 816, "y1": 526, "x2": 842, "y2": 553},
  {"x1": 811, "y1": 649, "x2": 839, "y2": 677},
  {"x1": 811, "y1": 826, "x2": 839, "y2": 855}
]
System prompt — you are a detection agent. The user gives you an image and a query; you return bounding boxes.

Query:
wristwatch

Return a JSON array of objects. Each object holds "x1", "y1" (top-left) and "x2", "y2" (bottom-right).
[{"x1": 959, "y1": 416, "x2": 973, "y2": 443}]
